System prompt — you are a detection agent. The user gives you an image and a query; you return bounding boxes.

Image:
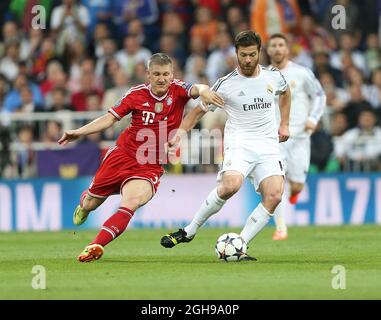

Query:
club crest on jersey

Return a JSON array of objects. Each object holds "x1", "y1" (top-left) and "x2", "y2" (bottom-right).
[
  {"x1": 290, "y1": 80, "x2": 297, "y2": 88},
  {"x1": 267, "y1": 85, "x2": 273, "y2": 94},
  {"x1": 166, "y1": 97, "x2": 173, "y2": 106},
  {"x1": 155, "y1": 102, "x2": 163, "y2": 113}
]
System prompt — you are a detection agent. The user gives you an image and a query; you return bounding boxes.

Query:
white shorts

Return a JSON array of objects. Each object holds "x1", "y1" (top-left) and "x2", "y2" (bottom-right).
[
  {"x1": 217, "y1": 138, "x2": 285, "y2": 191},
  {"x1": 279, "y1": 137, "x2": 310, "y2": 184}
]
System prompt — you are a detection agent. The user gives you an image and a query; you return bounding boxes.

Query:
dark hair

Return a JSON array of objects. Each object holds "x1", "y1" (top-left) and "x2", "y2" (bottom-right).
[
  {"x1": 234, "y1": 31, "x2": 262, "y2": 51},
  {"x1": 268, "y1": 33, "x2": 289, "y2": 44},
  {"x1": 148, "y1": 53, "x2": 172, "y2": 69}
]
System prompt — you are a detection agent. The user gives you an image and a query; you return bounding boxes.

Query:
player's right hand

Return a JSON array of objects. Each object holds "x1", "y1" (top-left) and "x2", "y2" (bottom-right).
[
  {"x1": 58, "y1": 130, "x2": 81, "y2": 146},
  {"x1": 200, "y1": 89, "x2": 224, "y2": 108},
  {"x1": 165, "y1": 135, "x2": 181, "y2": 156},
  {"x1": 278, "y1": 125, "x2": 290, "y2": 143}
]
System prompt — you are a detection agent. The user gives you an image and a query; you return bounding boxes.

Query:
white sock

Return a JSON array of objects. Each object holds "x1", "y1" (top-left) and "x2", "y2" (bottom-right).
[
  {"x1": 273, "y1": 200, "x2": 287, "y2": 233},
  {"x1": 240, "y1": 203, "x2": 272, "y2": 245},
  {"x1": 184, "y1": 188, "x2": 226, "y2": 238}
]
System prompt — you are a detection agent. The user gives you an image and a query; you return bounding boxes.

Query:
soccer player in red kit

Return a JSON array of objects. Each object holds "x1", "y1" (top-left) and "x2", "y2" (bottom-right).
[{"x1": 58, "y1": 53, "x2": 224, "y2": 262}]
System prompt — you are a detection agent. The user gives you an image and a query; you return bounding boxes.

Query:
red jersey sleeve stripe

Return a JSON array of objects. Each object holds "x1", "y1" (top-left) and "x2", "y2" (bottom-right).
[{"x1": 108, "y1": 109, "x2": 121, "y2": 120}]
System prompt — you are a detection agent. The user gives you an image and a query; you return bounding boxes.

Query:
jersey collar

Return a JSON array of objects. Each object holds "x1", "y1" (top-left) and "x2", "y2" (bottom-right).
[{"x1": 147, "y1": 84, "x2": 169, "y2": 101}]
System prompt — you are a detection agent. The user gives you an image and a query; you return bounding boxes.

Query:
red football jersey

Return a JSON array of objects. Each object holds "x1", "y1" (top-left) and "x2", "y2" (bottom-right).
[{"x1": 108, "y1": 80, "x2": 193, "y2": 165}]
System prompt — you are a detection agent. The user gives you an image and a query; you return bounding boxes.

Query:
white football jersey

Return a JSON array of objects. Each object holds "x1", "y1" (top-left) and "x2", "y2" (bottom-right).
[
  {"x1": 207, "y1": 66, "x2": 288, "y2": 143},
  {"x1": 272, "y1": 61, "x2": 326, "y2": 138}
]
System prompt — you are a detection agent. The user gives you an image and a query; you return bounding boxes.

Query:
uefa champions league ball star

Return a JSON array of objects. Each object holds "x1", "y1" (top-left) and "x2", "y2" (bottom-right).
[{"x1": 215, "y1": 233, "x2": 248, "y2": 262}]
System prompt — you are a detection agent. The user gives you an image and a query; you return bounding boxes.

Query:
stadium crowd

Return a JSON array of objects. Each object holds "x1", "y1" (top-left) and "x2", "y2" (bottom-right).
[{"x1": 1, "y1": 0, "x2": 381, "y2": 178}]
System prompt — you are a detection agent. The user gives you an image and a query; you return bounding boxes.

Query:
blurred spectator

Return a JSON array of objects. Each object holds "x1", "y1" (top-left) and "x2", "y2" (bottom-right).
[
  {"x1": 330, "y1": 33, "x2": 367, "y2": 75},
  {"x1": 42, "y1": 120, "x2": 63, "y2": 146},
  {"x1": 0, "y1": 21, "x2": 21, "y2": 52},
  {"x1": 225, "y1": 5, "x2": 248, "y2": 38},
  {"x1": 64, "y1": 37, "x2": 87, "y2": 79},
  {"x1": 71, "y1": 73, "x2": 103, "y2": 111},
  {"x1": 132, "y1": 61, "x2": 147, "y2": 85},
  {"x1": 13, "y1": 125, "x2": 36, "y2": 178},
  {"x1": 47, "y1": 87, "x2": 73, "y2": 112},
  {"x1": 310, "y1": 121, "x2": 334, "y2": 171},
  {"x1": 2, "y1": 74, "x2": 44, "y2": 113},
  {"x1": 367, "y1": 67, "x2": 381, "y2": 109},
  {"x1": 103, "y1": 57, "x2": 122, "y2": 90},
  {"x1": 19, "y1": 28, "x2": 44, "y2": 62},
  {"x1": 342, "y1": 84, "x2": 373, "y2": 129},
  {"x1": 112, "y1": 0, "x2": 159, "y2": 39},
  {"x1": 159, "y1": 33, "x2": 187, "y2": 68},
  {"x1": 344, "y1": 67, "x2": 371, "y2": 100},
  {"x1": 15, "y1": 85, "x2": 44, "y2": 112},
  {"x1": 86, "y1": 92, "x2": 102, "y2": 111},
  {"x1": 0, "y1": 41, "x2": 20, "y2": 81},
  {"x1": 51, "y1": 0, "x2": 90, "y2": 54},
  {"x1": 102, "y1": 69, "x2": 130, "y2": 110},
  {"x1": 90, "y1": 23, "x2": 111, "y2": 58},
  {"x1": 69, "y1": 57, "x2": 103, "y2": 93},
  {"x1": 95, "y1": 37, "x2": 117, "y2": 77},
  {"x1": 364, "y1": 33, "x2": 381, "y2": 73},
  {"x1": 205, "y1": 31, "x2": 236, "y2": 84},
  {"x1": 115, "y1": 34, "x2": 151, "y2": 78},
  {"x1": 30, "y1": 36, "x2": 56, "y2": 81},
  {"x1": 185, "y1": 36, "x2": 208, "y2": 84},
  {"x1": 39, "y1": 60, "x2": 65, "y2": 95},
  {"x1": 0, "y1": 74, "x2": 9, "y2": 110},
  {"x1": 334, "y1": 109, "x2": 381, "y2": 171},
  {"x1": 190, "y1": 6, "x2": 219, "y2": 50},
  {"x1": 313, "y1": 50, "x2": 343, "y2": 87},
  {"x1": 250, "y1": 0, "x2": 301, "y2": 42},
  {"x1": 330, "y1": 112, "x2": 349, "y2": 137},
  {"x1": 161, "y1": 12, "x2": 188, "y2": 64},
  {"x1": 81, "y1": 0, "x2": 112, "y2": 36},
  {"x1": 185, "y1": 55, "x2": 207, "y2": 84},
  {"x1": 295, "y1": 15, "x2": 332, "y2": 53}
]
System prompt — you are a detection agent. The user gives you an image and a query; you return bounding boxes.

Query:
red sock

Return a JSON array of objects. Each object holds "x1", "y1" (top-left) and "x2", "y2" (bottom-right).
[{"x1": 90, "y1": 207, "x2": 134, "y2": 247}]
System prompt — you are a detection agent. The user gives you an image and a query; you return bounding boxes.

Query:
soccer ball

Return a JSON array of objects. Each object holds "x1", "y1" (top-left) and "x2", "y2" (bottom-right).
[{"x1": 215, "y1": 233, "x2": 247, "y2": 262}]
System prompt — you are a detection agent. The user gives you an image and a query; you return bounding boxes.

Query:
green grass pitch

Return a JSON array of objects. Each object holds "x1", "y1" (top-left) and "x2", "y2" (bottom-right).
[{"x1": 0, "y1": 225, "x2": 380, "y2": 299}]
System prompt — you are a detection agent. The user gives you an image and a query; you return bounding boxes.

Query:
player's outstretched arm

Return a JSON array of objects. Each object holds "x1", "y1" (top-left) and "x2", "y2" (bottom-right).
[
  {"x1": 165, "y1": 105, "x2": 207, "y2": 154},
  {"x1": 190, "y1": 84, "x2": 224, "y2": 108},
  {"x1": 278, "y1": 86, "x2": 291, "y2": 142},
  {"x1": 58, "y1": 113, "x2": 118, "y2": 146}
]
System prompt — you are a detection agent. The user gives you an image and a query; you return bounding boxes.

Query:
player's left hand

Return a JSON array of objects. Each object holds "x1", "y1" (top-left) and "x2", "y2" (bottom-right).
[
  {"x1": 304, "y1": 120, "x2": 317, "y2": 135},
  {"x1": 278, "y1": 125, "x2": 290, "y2": 143},
  {"x1": 200, "y1": 89, "x2": 224, "y2": 108}
]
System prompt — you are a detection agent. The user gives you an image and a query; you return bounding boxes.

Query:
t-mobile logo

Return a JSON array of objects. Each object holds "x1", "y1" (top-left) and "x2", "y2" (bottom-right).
[{"x1": 142, "y1": 111, "x2": 155, "y2": 125}]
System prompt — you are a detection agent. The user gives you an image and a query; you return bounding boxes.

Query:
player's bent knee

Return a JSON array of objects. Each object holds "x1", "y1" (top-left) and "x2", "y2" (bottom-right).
[
  {"x1": 122, "y1": 195, "x2": 151, "y2": 211},
  {"x1": 263, "y1": 191, "x2": 282, "y2": 207},
  {"x1": 219, "y1": 183, "x2": 241, "y2": 199}
]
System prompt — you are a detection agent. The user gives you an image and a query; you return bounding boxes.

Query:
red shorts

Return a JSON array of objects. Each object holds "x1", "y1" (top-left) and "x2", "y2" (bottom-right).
[{"x1": 87, "y1": 146, "x2": 164, "y2": 199}]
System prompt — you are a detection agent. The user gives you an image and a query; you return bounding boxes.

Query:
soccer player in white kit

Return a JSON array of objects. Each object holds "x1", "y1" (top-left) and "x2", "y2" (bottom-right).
[
  {"x1": 160, "y1": 31, "x2": 291, "y2": 261},
  {"x1": 267, "y1": 33, "x2": 326, "y2": 240}
]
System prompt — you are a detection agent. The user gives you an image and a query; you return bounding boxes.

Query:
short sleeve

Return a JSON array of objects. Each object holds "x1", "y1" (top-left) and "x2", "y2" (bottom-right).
[
  {"x1": 202, "y1": 78, "x2": 225, "y2": 112},
  {"x1": 108, "y1": 90, "x2": 134, "y2": 120},
  {"x1": 272, "y1": 68, "x2": 288, "y2": 95},
  {"x1": 173, "y1": 79, "x2": 194, "y2": 99}
]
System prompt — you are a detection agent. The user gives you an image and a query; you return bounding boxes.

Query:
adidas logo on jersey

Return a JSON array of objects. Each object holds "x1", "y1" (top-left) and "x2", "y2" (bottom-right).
[
  {"x1": 143, "y1": 102, "x2": 150, "y2": 107},
  {"x1": 238, "y1": 91, "x2": 245, "y2": 96}
]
